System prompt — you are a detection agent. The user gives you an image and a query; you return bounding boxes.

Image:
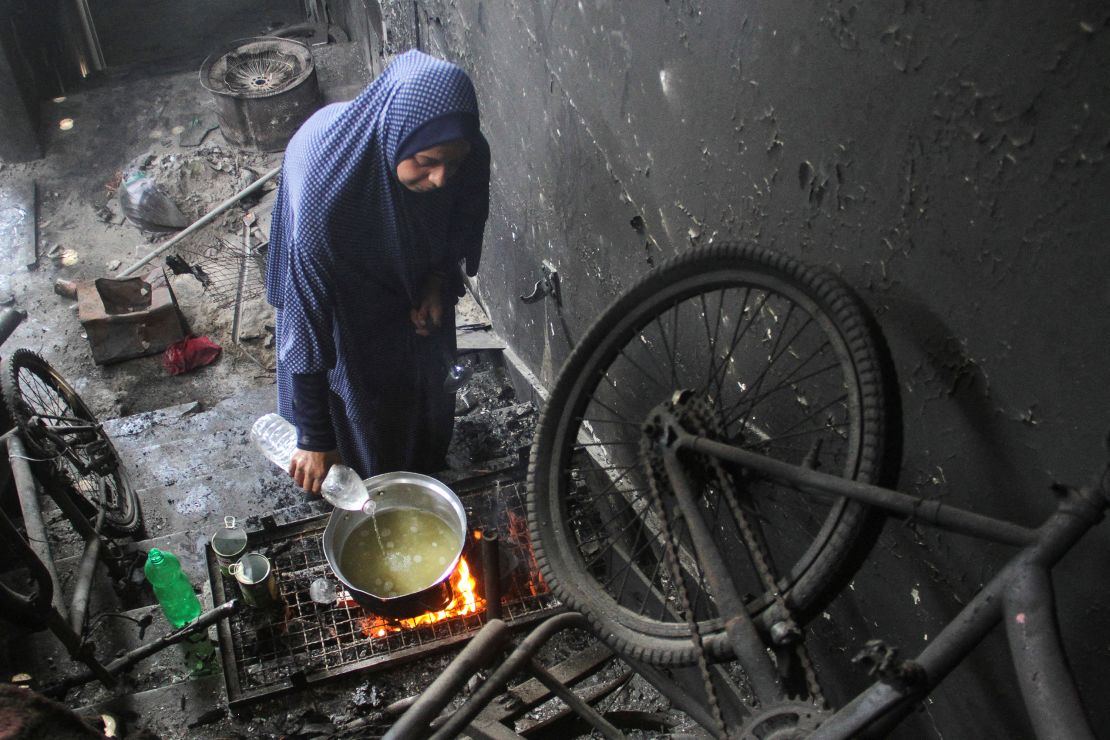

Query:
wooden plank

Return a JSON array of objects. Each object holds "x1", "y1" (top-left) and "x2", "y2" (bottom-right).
[{"x1": 0, "y1": 177, "x2": 37, "y2": 270}]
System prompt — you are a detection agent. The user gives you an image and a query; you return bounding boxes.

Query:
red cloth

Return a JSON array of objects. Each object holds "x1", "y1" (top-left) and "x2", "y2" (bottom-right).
[{"x1": 162, "y1": 335, "x2": 221, "y2": 375}]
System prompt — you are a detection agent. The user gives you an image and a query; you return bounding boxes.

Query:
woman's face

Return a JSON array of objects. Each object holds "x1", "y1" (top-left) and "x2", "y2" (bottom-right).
[{"x1": 395, "y1": 139, "x2": 472, "y2": 192}]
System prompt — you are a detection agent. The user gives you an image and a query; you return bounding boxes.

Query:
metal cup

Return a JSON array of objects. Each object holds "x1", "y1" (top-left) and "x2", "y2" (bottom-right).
[
  {"x1": 228, "y1": 552, "x2": 280, "y2": 610},
  {"x1": 210, "y1": 516, "x2": 248, "y2": 576}
]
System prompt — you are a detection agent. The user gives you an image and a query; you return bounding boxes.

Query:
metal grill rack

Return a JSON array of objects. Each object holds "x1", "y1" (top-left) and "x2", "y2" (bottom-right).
[{"x1": 208, "y1": 475, "x2": 561, "y2": 707}]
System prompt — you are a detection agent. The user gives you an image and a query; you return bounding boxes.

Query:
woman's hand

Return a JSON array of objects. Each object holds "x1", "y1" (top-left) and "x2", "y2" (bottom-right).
[
  {"x1": 289, "y1": 448, "x2": 342, "y2": 495},
  {"x1": 410, "y1": 273, "x2": 445, "y2": 336}
]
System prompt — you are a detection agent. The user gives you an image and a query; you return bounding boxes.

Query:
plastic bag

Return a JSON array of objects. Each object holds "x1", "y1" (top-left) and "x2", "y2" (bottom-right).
[
  {"x1": 119, "y1": 170, "x2": 190, "y2": 232},
  {"x1": 162, "y1": 336, "x2": 221, "y2": 375}
]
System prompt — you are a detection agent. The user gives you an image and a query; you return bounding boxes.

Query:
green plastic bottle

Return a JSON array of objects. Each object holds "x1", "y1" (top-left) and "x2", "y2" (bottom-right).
[{"x1": 144, "y1": 548, "x2": 201, "y2": 628}]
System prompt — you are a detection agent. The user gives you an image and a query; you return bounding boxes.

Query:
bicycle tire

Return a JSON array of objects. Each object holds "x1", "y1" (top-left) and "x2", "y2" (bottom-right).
[
  {"x1": 527, "y1": 243, "x2": 894, "y2": 665},
  {"x1": 1, "y1": 349, "x2": 142, "y2": 536}
]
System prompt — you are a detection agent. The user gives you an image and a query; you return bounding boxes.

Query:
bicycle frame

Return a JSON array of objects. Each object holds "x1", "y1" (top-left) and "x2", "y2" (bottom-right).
[
  {"x1": 0, "y1": 423, "x2": 241, "y2": 691},
  {"x1": 0, "y1": 306, "x2": 241, "y2": 692},
  {"x1": 654, "y1": 410, "x2": 1104, "y2": 739}
]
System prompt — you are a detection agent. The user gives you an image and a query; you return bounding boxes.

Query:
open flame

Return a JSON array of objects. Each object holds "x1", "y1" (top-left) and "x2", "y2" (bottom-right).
[{"x1": 361, "y1": 556, "x2": 483, "y2": 638}]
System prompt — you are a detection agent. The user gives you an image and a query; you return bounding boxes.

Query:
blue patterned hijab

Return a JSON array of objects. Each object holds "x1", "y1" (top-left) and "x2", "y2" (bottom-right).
[{"x1": 266, "y1": 50, "x2": 489, "y2": 320}]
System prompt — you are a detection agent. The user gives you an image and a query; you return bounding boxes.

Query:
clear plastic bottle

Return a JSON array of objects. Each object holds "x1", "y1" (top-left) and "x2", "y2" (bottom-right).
[
  {"x1": 144, "y1": 548, "x2": 201, "y2": 629},
  {"x1": 250, "y1": 413, "x2": 375, "y2": 514}
]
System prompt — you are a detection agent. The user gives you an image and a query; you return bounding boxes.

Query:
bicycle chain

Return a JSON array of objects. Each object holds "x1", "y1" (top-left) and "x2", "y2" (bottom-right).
[
  {"x1": 644, "y1": 393, "x2": 826, "y2": 725},
  {"x1": 699, "y1": 408, "x2": 827, "y2": 710},
  {"x1": 641, "y1": 432, "x2": 728, "y2": 738}
]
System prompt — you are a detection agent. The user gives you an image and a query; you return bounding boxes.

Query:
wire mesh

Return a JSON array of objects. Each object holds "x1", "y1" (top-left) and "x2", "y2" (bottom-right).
[{"x1": 170, "y1": 238, "x2": 267, "y2": 310}]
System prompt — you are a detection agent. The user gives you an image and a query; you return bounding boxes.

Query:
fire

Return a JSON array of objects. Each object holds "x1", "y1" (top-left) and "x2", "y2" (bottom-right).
[{"x1": 361, "y1": 556, "x2": 483, "y2": 638}]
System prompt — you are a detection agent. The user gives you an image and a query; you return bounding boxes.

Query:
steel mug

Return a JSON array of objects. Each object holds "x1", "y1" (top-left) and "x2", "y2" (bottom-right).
[
  {"x1": 210, "y1": 516, "x2": 248, "y2": 576},
  {"x1": 228, "y1": 552, "x2": 280, "y2": 610}
]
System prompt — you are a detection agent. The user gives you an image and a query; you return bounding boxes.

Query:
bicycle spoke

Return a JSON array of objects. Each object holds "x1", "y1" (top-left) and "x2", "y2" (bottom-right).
[
  {"x1": 706, "y1": 286, "x2": 765, "y2": 396},
  {"x1": 730, "y1": 301, "x2": 801, "y2": 434}
]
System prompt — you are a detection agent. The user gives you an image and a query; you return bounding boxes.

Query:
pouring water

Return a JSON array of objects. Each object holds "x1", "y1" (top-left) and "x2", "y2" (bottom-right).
[
  {"x1": 321, "y1": 467, "x2": 385, "y2": 550},
  {"x1": 321, "y1": 465, "x2": 377, "y2": 516}
]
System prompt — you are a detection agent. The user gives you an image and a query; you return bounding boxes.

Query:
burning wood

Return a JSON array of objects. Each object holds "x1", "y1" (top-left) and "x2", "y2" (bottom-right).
[{"x1": 359, "y1": 557, "x2": 484, "y2": 638}]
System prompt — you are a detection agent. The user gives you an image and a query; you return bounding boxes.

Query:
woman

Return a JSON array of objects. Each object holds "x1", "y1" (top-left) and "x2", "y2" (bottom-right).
[{"x1": 265, "y1": 50, "x2": 490, "y2": 494}]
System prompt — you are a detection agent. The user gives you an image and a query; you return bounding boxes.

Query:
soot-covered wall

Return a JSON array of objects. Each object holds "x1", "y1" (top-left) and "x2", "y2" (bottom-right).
[{"x1": 367, "y1": 1, "x2": 1109, "y2": 735}]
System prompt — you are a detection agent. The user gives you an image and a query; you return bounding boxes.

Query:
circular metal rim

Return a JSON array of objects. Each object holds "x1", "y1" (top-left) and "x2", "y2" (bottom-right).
[{"x1": 199, "y1": 36, "x2": 316, "y2": 100}]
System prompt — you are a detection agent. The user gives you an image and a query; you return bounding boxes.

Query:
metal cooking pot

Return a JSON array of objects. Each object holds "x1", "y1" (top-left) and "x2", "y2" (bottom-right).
[{"x1": 322, "y1": 471, "x2": 467, "y2": 619}]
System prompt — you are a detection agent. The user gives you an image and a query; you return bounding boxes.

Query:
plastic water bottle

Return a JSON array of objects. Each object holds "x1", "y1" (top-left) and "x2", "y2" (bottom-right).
[
  {"x1": 144, "y1": 548, "x2": 201, "y2": 629},
  {"x1": 444, "y1": 362, "x2": 472, "y2": 392},
  {"x1": 250, "y1": 413, "x2": 375, "y2": 514}
]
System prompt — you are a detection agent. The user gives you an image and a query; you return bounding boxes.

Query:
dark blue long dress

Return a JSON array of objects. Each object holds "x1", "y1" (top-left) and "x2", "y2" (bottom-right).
[{"x1": 265, "y1": 50, "x2": 489, "y2": 477}]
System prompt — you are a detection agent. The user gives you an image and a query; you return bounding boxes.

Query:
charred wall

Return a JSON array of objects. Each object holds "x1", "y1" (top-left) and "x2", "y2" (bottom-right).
[
  {"x1": 344, "y1": 1, "x2": 1110, "y2": 735},
  {"x1": 85, "y1": 0, "x2": 304, "y2": 70}
]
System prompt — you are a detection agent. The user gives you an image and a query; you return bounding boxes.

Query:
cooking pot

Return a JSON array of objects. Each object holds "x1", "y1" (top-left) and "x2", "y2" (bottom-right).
[{"x1": 322, "y1": 471, "x2": 467, "y2": 619}]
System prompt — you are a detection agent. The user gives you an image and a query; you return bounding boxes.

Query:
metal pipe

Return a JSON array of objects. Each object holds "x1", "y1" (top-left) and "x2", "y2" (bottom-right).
[
  {"x1": 68, "y1": 505, "x2": 104, "y2": 635},
  {"x1": 429, "y1": 612, "x2": 589, "y2": 740},
  {"x1": 7, "y1": 434, "x2": 68, "y2": 621},
  {"x1": 480, "y1": 530, "x2": 502, "y2": 621},
  {"x1": 687, "y1": 435, "x2": 1038, "y2": 547},
  {"x1": 1004, "y1": 565, "x2": 1095, "y2": 739},
  {"x1": 663, "y1": 447, "x2": 784, "y2": 703},
  {"x1": 385, "y1": 618, "x2": 513, "y2": 740},
  {"x1": 526, "y1": 658, "x2": 624, "y2": 740},
  {"x1": 0, "y1": 307, "x2": 26, "y2": 345},
  {"x1": 117, "y1": 166, "x2": 281, "y2": 278}
]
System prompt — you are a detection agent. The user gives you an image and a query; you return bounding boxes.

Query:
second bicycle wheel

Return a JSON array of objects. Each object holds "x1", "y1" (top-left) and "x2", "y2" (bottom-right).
[
  {"x1": 2, "y1": 349, "x2": 142, "y2": 536},
  {"x1": 527, "y1": 243, "x2": 895, "y2": 665}
]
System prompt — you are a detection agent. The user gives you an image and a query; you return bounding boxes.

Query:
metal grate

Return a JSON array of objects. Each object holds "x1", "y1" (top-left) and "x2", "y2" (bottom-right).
[{"x1": 208, "y1": 473, "x2": 560, "y2": 707}]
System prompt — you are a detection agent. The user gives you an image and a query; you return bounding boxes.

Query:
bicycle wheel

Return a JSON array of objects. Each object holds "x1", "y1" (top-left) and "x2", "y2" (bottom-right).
[
  {"x1": 527, "y1": 243, "x2": 894, "y2": 665},
  {"x1": 2, "y1": 349, "x2": 142, "y2": 536}
]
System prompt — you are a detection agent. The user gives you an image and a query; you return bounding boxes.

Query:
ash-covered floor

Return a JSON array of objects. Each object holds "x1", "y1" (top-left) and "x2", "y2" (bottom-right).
[{"x1": 0, "y1": 31, "x2": 701, "y2": 740}]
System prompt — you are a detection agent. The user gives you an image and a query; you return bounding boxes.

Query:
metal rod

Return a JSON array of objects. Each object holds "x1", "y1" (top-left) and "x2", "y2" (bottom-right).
[
  {"x1": 480, "y1": 530, "x2": 502, "y2": 621},
  {"x1": 48, "y1": 600, "x2": 242, "y2": 693},
  {"x1": 231, "y1": 213, "x2": 254, "y2": 345},
  {"x1": 429, "y1": 612, "x2": 590, "y2": 740},
  {"x1": 72, "y1": 0, "x2": 106, "y2": 72},
  {"x1": 663, "y1": 446, "x2": 784, "y2": 703},
  {"x1": 68, "y1": 505, "x2": 104, "y2": 635},
  {"x1": 117, "y1": 166, "x2": 281, "y2": 278},
  {"x1": 525, "y1": 658, "x2": 624, "y2": 740},
  {"x1": 1004, "y1": 566, "x2": 1095, "y2": 739},
  {"x1": 687, "y1": 435, "x2": 1038, "y2": 547},
  {"x1": 385, "y1": 618, "x2": 513, "y2": 740},
  {"x1": 6, "y1": 434, "x2": 68, "y2": 621}
]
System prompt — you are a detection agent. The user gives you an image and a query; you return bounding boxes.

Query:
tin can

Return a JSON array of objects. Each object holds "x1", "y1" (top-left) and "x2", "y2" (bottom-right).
[
  {"x1": 210, "y1": 516, "x2": 248, "y2": 576},
  {"x1": 228, "y1": 552, "x2": 280, "y2": 610}
]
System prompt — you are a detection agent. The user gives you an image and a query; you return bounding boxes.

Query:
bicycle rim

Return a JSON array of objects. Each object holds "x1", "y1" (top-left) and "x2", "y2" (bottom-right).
[
  {"x1": 2, "y1": 349, "x2": 142, "y2": 536},
  {"x1": 527, "y1": 244, "x2": 891, "y2": 665}
]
